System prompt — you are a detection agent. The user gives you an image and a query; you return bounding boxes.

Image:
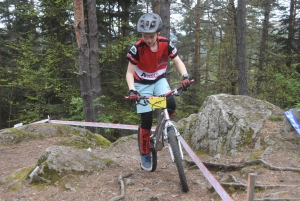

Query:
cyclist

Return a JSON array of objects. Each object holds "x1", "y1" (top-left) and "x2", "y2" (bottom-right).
[{"x1": 126, "y1": 13, "x2": 190, "y2": 171}]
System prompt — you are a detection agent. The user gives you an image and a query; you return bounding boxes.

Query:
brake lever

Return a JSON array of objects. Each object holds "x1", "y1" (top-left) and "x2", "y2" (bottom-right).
[
  {"x1": 136, "y1": 99, "x2": 148, "y2": 106},
  {"x1": 174, "y1": 87, "x2": 183, "y2": 96}
]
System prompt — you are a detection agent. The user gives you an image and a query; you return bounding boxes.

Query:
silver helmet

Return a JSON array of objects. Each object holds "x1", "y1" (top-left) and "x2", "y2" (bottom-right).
[{"x1": 137, "y1": 13, "x2": 163, "y2": 33}]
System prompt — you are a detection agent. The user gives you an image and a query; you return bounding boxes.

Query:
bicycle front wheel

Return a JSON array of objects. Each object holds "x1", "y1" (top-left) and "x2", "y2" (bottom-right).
[{"x1": 167, "y1": 127, "x2": 189, "y2": 192}]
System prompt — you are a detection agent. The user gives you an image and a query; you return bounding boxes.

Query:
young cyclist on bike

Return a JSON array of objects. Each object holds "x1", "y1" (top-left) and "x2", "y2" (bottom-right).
[{"x1": 126, "y1": 13, "x2": 190, "y2": 171}]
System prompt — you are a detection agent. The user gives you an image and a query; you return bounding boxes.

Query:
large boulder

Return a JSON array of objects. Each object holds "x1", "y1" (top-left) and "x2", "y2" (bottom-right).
[
  {"x1": 32, "y1": 145, "x2": 118, "y2": 184},
  {"x1": 177, "y1": 94, "x2": 280, "y2": 156}
]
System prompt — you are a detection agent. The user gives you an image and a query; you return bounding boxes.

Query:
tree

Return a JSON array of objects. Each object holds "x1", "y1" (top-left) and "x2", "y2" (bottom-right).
[
  {"x1": 193, "y1": 0, "x2": 201, "y2": 105},
  {"x1": 286, "y1": 0, "x2": 295, "y2": 68},
  {"x1": 153, "y1": 0, "x2": 171, "y2": 81},
  {"x1": 87, "y1": 0, "x2": 102, "y2": 121},
  {"x1": 256, "y1": 0, "x2": 273, "y2": 95},
  {"x1": 73, "y1": 0, "x2": 96, "y2": 133},
  {"x1": 236, "y1": 0, "x2": 248, "y2": 95}
]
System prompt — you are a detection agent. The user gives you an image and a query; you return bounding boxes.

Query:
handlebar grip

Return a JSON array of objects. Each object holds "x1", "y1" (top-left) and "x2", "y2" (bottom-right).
[{"x1": 125, "y1": 96, "x2": 147, "y2": 100}]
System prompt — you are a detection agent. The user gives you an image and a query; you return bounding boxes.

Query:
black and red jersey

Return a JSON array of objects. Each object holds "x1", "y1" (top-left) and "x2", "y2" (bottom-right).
[{"x1": 126, "y1": 36, "x2": 178, "y2": 84}]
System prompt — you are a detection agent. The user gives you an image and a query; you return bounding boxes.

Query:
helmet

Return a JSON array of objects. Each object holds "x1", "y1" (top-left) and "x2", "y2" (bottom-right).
[{"x1": 137, "y1": 13, "x2": 163, "y2": 33}]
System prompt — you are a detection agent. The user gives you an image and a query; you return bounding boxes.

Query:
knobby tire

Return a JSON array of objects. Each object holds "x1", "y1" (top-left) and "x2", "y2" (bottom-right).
[
  {"x1": 167, "y1": 128, "x2": 189, "y2": 192},
  {"x1": 137, "y1": 127, "x2": 157, "y2": 172}
]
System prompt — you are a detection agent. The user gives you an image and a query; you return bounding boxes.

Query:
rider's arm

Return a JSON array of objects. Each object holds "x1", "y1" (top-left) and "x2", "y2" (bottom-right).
[
  {"x1": 126, "y1": 61, "x2": 136, "y2": 91},
  {"x1": 172, "y1": 55, "x2": 188, "y2": 76}
]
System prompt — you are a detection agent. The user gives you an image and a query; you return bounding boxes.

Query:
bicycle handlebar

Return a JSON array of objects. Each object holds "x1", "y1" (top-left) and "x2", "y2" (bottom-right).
[{"x1": 125, "y1": 79, "x2": 194, "y2": 100}]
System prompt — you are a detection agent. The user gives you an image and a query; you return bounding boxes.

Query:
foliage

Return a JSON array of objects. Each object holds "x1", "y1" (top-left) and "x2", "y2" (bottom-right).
[{"x1": 0, "y1": 1, "x2": 299, "y2": 143}]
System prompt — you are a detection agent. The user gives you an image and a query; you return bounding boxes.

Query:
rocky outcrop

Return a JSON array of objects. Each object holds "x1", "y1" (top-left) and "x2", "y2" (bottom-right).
[
  {"x1": 29, "y1": 145, "x2": 118, "y2": 184},
  {"x1": 177, "y1": 94, "x2": 282, "y2": 156},
  {"x1": 0, "y1": 123, "x2": 111, "y2": 148}
]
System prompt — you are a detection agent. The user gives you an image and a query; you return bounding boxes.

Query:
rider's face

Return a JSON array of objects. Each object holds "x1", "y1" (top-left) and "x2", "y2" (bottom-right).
[{"x1": 142, "y1": 33, "x2": 159, "y2": 47}]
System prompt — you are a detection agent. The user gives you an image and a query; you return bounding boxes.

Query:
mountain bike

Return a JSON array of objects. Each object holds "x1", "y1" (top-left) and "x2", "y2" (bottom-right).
[{"x1": 126, "y1": 81, "x2": 193, "y2": 192}]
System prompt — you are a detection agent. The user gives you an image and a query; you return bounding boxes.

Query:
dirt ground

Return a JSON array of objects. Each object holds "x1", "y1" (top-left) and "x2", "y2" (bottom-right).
[{"x1": 0, "y1": 119, "x2": 300, "y2": 201}]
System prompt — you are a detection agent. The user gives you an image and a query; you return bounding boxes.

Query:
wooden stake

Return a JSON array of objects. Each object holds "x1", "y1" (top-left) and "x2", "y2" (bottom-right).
[{"x1": 246, "y1": 173, "x2": 256, "y2": 201}]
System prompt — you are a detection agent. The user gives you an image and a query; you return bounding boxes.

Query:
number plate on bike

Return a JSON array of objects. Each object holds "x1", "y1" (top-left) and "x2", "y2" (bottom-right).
[{"x1": 149, "y1": 97, "x2": 166, "y2": 109}]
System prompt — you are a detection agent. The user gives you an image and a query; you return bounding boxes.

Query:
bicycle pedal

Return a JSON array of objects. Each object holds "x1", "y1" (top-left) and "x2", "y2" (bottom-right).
[{"x1": 155, "y1": 141, "x2": 163, "y2": 151}]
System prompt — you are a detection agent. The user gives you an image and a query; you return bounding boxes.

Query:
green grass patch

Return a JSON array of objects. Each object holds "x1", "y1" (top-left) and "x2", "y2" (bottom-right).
[{"x1": 268, "y1": 116, "x2": 283, "y2": 121}]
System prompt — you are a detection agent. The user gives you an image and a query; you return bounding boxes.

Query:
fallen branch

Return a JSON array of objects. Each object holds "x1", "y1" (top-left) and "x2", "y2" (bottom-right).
[
  {"x1": 185, "y1": 159, "x2": 300, "y2": 172},
  {"x1": 220, "y1": 182, "x2": 298, "y2": 190},
  {"x1": 109, "y1": 172, "x2": 134, "y2": 201}
]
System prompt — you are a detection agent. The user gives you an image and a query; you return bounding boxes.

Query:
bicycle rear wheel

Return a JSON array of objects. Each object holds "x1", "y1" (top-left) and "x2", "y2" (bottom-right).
[
  {"x1": 137, "y1": 127, "x2": 157, "y2": 172},
  {"x1": 167, "y1": 127, "x2": 189, "y2": 192}
]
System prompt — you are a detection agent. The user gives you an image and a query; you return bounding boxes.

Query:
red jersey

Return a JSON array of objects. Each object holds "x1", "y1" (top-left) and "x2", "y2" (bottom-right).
[{"x1": 126, "y1": 36, "x2": 178, "y2": 83}]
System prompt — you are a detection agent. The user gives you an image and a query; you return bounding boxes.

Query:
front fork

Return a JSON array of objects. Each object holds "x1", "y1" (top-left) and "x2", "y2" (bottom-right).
[{"x1": 165, "y1": 126, "x2": 184, "y2": 162}]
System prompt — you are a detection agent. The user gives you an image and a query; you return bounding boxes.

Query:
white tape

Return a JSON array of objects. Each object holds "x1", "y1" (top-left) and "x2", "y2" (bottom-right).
[{"x1": 30, "y1": 118, "x2": 155, "y2": 131}]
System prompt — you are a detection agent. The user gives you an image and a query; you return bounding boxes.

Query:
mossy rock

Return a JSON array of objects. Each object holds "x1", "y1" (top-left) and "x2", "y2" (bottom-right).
[
  {"x1": 1, "y1": 166, "x2": 33, "y2": 192},
  {"x1": 111, "y1": 134, "x2": 137, "y2": 147},
  {"x1": 0, "y1": 123, "x2": 111, "y2": 148}
]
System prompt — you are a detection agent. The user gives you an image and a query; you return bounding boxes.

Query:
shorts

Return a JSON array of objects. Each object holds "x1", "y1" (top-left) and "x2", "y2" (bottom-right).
[{"x1": 134, "y1": 78, "x2": 171, "y2": 113}]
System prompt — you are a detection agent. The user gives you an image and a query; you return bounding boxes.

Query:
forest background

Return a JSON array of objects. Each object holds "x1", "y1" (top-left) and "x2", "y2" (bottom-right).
[{"x1": 0, "y1": 0, "x2": 299, "y2": 142}]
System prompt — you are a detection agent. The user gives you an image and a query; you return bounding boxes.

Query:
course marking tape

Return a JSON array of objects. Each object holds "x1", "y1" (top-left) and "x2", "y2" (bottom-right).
[
  {"x1": 30, "y1": 118, "x2": 234, "y2": 200},
  {"x1": 31, "y1": 119, "x2": 156, "y2": 131},
  {"x1": 31, "y1": 119, "x2": 49, "y2": 124},
  {"x1": 178, "y1": 136, "x2": 234, "y2": 201},
  {"x1": 285, "y1": 110, "x2": 300, "y2": 135}
]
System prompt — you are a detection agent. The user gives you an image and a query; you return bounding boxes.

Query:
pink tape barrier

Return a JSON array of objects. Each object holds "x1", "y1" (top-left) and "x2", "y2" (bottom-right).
[
  {"x1": 31, "y1": 119, "x2": 155, "y2": 131},
  {"x1": 178, "y1": 136, "x2": 234, "y2": 201},
  {"x1": 30, "y1": 118, "x2": 234, "y2": 200}
]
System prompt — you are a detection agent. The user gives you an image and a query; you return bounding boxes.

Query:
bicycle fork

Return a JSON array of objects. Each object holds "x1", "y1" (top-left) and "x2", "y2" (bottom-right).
[{"x1": 166, "y1": 127, "x2": 184, "y2": 162}]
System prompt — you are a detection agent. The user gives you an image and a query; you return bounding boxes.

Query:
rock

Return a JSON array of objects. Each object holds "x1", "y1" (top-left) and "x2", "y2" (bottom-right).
[
  {"x1": 178, "y1": 94, "x2": 279, "y2": 156},
  {"x1": 34, "y1": 145, "x2": 115, "y2": 183},
  {"x1": 39, "y1": 145, "x2": 108, "y2": 173}
]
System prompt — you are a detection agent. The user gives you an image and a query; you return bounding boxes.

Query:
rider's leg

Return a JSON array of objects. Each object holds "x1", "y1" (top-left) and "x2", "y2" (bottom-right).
[
  {"x1": 166, "y1": 95, "x2": 176, "y2": 119},
  {"x1": 139, "y1": 111, "x2": 153, "y2": 171}
]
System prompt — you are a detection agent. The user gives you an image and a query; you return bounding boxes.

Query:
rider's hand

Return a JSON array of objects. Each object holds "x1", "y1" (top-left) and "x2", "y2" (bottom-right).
[
  {"x1": 129, "y1": 90, "x2": 140, "y2": 102},
  {"x1": 180, "y1": 74, "x2": 190, "y2": 91}
]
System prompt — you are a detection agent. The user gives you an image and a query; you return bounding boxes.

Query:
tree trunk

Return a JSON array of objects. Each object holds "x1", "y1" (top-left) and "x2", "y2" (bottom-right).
[
  {"x1": 120, "y1": 0, "x2": 131, "y2": 37},
  {"x1": 236, "y1": 0, "x2": 248, "y2": 95},
  {"x1": 256, "y1": 0, "x2": 272, "y2": 95},
  {"x1": 286, "y1": 0, "x2": 295, "y2": 67},
  {"x1": 193, "y1": 0, "x2": 201, "y2": 104},
  {"x1": 87, "y1": 0, "x2": 102, "y2": 122},
  {"x1": 153, "y1": 0, "x2": 171, "y2": 82},
  {"x1": 73, "y1": 0, "x2": 96, "y2": 133}
]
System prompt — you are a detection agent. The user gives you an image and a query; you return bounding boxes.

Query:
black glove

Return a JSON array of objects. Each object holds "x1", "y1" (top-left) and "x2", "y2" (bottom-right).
[
  {"x1": 129, "y1": 90, "x2": 140, "y2": 102},
  {"x1": 180, "y1": 74, "x2": 190, "y2": 91}
]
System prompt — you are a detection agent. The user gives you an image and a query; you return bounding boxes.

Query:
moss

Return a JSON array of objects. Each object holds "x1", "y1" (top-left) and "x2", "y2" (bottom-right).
[
  {"x1": 57, "y1": 133, "x2": 111, "y2": 149},
  {"x1": 237, "y1": 128, "x2": 254, "y2": 151},
  {"x1": 268, "y1": 116, "x2": 283, "y2": 122},
  {"x1": 3, "y1": 128, "x2": 44, "y2": 144},
  {"x1": 4, "y1": 166, "x2": 33, "y2": 191},
  {"x1": 248, "y1": 150, "x2": 264, "y2": 161},
  {"x1": 111, "y1": 135, "x2": 136, "y2": 147},
  {"x1": 60, "y1": 174, "x2": 80, "y2": 190},
  {"x1": 57, "y1": 136, "x2": 91, "y2": 149},
  {"x1": 30, "y1": 164, "x2": 83, "y2": 191},
  {"x1": 194, "y1": 149, "x2": 210, "y2": 157},
  {"x1": 219, "y1": 137, "x2": 227, "y2": 154},
  {"x1": 94, "y1": 134, "x2": 111, "y2": 148},
  {"x1": 101, "y1": 158, "x2": 118, "y2": 168},
  {"x1": 38, "y1": 165, "x2": 61, "y2": 185}
]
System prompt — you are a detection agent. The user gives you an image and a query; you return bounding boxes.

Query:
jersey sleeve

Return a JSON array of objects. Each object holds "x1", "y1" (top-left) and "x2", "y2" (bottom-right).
[
  {"x1": 168, "y1": 40, "x2": 178, "y2": 59},
  {"x1": 126, "y1": 45, "x2": 139, "y2": 65}
]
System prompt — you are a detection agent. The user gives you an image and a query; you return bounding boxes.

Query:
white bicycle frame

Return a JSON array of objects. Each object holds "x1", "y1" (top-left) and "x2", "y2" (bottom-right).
[{"x1": 161, "y1": 108, "x2": 184, "y2": 162}]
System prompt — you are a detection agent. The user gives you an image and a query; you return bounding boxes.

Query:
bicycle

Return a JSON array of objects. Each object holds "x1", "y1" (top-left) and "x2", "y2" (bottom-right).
[{"x1": 126, "y1": 81, "x2": 193, "y2": 192}]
